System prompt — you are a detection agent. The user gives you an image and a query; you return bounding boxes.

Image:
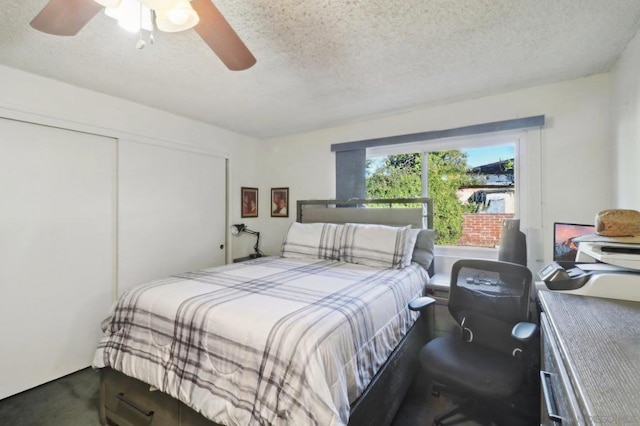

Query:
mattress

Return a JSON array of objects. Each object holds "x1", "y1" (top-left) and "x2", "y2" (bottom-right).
[{"x1": 93, "y1": 257, "x2": 428, "y2": 425}]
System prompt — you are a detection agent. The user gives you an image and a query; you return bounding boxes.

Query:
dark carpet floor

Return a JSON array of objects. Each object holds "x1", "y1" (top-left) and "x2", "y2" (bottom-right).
[
  {"x1": 0, "y1": 368, "x2": 101, "y2": 426},
  {"x1": 0, "y1": 368, "x2": 538, "y2": 426}
]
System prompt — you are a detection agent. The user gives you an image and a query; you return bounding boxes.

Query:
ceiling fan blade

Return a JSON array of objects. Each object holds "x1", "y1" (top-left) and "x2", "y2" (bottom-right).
[
  {"x1": 30, "y1": 0, "x2": 103, "y2": 36},
  {"x1": 191, "y1": 0, "x2": 256, "y2": 71}
]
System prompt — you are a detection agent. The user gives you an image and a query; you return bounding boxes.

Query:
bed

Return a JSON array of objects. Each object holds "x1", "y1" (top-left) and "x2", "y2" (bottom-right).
[{"x1": 94, "y1": 198, "x2": 435, "y2": 426}]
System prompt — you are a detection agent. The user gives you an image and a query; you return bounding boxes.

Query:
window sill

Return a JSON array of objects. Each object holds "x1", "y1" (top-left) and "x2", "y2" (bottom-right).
[{"x1": 433, "y1": 245, "x2": 498, "y2": 275}]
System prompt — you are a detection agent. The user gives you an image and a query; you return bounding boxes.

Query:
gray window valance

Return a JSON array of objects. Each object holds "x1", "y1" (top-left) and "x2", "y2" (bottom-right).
[{"x1": 333, "y1": 115, "x2": 545, "y2": 200}]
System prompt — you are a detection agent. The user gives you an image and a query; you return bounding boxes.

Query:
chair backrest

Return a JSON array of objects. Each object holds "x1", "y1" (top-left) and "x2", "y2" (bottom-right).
[{"x1": 448, "y1": 259, "x2": 532, "y2": 355}]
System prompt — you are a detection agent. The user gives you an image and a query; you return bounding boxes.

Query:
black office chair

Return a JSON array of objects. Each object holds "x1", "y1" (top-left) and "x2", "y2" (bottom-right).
[{"x1": 415, "y1": 259, "x2": 537, "y2": 425}]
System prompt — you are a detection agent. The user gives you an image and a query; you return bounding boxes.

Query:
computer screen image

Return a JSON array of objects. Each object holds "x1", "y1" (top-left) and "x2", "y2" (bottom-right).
[{"x1": 553, "y1": 222, "x2": 596, "y2": 265}]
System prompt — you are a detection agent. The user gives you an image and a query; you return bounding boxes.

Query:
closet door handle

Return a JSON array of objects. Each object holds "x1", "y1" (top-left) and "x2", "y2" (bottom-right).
[{"x1": 540, "y1": 371, "x2": 563, "y2": 424}]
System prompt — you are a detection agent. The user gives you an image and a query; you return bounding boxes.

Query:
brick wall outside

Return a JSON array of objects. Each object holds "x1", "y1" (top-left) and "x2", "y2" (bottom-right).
[{"x1": 457, "y1": 213, "x2": 515, "y2": 247}]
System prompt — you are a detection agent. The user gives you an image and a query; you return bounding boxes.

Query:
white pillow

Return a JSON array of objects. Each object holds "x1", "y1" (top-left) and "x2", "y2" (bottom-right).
[
  {"x1": 281, "y1": 222, "x2": 343, "y2": 260},
  {"x1": 339, "y1": 223, "x2": 411, "y2": 269}
]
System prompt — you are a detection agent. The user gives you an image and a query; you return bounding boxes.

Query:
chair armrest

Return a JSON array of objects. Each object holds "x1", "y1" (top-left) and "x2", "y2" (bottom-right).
[
  {"x1": 511, "y1": 321, "x2": 538, "y2": 343},
  {"x1": 408, "y1": 296, "x2": 436, "y2": 312},
  {"x1": 408, "y1": 296, "x2": 436, "y2": 341}
]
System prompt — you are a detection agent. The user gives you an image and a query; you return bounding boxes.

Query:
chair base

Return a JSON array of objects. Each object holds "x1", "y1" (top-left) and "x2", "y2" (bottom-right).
[
  {"x1": 429, "y1": 383, "x2": 538, "y2": 426},
  {"x1": 432, "y1": 397, "x2": 471, "y2": 426}
]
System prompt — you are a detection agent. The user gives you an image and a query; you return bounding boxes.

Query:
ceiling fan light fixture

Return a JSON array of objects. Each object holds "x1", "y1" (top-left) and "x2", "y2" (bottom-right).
[
  {"x1": 156, "y1": 0, "x2": 199, "y2": 32},
  {"x1": 140, "y1": 0, "x2": 179, "y2": 12},
  {"x1": 31, "y1": 0, "x2": 256, "y2": 70},
  {"x1": 94, "y1": 0, "x2": 123, "y2": 7},
  {"x1": 105, "y1": 0, "x2": 153, "y2": 32}
]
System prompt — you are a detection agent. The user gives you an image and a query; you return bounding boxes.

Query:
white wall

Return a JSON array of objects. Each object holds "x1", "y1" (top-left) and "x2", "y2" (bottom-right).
[
  {"x1": 263, "y1": 74, "x2": 613, "y2": 268},
  {"x1": 259, "y1": 135, "x2": 337, "y2": 252},
  {"x1": 0, "y1": 64, "x2": 263, "y2": 260},
  {"x1": 611, "y1": 29, "x2": 640, "y2": 208},
  {"x1": 0, "y1": 64, "x2": 618, "y2": 267}
]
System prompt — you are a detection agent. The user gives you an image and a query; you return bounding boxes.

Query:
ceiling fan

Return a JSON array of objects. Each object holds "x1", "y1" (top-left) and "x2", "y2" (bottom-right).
[{"x1": 30, "y1": 0, "x2": 256, "y2": 71}]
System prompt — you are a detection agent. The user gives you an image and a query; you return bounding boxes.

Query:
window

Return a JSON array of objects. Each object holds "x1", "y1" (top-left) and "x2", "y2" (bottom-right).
[
  {"x1": 332, "y1": 116, "x2": 543, "y2": 274},
  {"x1": 366, "y1": 133, "x2": 520, "y2": 248}
]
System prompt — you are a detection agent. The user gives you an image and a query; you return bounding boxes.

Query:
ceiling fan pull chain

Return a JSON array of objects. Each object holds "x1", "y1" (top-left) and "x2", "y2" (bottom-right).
[
  {"x1": 136, "y1": 32, "x2": 146, "y2": 49},
  {"x1": 149, "y1": 10, "x2": 155, "y2": 45},
  {"x1": 136, "y1": 1, "x2": 146, "y2": 49}
]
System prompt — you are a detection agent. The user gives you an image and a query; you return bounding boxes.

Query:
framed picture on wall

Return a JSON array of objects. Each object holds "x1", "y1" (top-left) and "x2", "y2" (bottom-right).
[
  {"x1": 271, "y1": 187, "x2": 289, "y2": 217},
  {"x1": 241, "y1": 187, "x2": 258, "y2": 218}
]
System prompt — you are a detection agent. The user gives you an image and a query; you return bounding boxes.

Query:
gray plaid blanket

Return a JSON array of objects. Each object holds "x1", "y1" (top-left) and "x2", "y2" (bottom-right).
[{"x1": 93, "y1": 257, "x2": 428, "y2": 425}]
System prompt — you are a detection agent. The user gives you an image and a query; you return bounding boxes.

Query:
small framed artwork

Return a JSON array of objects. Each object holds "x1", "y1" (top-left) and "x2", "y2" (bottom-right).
[
  {"x1": 271, "y1": 187, "x2": 289, "y2": 217},
  {"x1": 241, "y1": 187, "x2": 258, "y2": 218}
]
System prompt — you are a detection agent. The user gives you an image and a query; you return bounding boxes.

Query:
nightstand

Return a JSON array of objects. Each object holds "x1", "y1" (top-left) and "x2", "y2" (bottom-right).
[{"x1": 233, "y1": 254, "x2": 264, "y2": 263}]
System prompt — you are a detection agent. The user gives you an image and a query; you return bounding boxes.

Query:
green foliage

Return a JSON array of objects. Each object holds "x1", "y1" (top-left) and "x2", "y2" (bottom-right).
[
  {"x1": 366, "y1": 154, "x2": 422, "y2": 200},
  {"x1": 366, "y1": 151, "x2": 477, "y2": 245},
  {"x1": 503, "y1": 158, "x2": 514, "y2": 171},
  {"x1": 427, "y1": 151, "x2": 478, "y2": 244}
]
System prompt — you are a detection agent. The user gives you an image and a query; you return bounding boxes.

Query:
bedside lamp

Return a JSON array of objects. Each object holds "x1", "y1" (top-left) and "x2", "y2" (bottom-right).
[{"x1": 231, "y1": 224, "x2": 263, "y2": 258}]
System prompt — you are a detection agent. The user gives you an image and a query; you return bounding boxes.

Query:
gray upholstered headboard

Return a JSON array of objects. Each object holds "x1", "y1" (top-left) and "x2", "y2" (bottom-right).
[{"x1": 296, "y1": 198, "x2": 434, "y2": 229}]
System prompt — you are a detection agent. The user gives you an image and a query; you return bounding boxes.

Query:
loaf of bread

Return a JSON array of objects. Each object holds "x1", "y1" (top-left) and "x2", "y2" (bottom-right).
[{"x1": 596, "y1": 209, "x2": 640, "y2": 237}]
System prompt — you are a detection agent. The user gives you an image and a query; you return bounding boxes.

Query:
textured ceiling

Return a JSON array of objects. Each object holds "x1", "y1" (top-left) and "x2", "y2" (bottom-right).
[{"x1": 2, "y1": 1, "x2": 640, "y2": 139}]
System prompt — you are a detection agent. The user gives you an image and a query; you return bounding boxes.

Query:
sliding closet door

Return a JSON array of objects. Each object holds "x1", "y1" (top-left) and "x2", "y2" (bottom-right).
[
  {"x1": 118, "y1": 140, "x2": 226, "y2": 294},
  {"x1": 0, "y1": 118, "x2": 115, "y2": 399}
]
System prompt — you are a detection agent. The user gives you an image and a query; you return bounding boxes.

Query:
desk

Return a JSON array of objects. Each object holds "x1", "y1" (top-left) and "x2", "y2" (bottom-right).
[{"x1": 538, "y1": 291, "x2": 640, "y2": 425}]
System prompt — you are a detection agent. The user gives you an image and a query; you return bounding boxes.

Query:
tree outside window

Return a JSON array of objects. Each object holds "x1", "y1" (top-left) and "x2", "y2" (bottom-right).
[
  {"x1": 366, "y1": 150, "x2": 479, "y2": 245},
  {"x1": 366, "y1": 142, "x2": 517, "y2": 247}
]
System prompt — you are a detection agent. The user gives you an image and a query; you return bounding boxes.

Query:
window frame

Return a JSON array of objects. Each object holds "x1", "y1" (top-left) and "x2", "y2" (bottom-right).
[
  {"x1": 366, "y1": 131, "x2": 528, "y2": 269},
  {"x1": 333, "y1": 116, "x2": 544, "y2": 272}
]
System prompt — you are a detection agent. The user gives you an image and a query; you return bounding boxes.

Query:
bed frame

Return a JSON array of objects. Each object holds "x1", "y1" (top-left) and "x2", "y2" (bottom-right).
[
  {"x1": 296, "y1": 197, "x2": 433, "y2": 229},
  {"x1": 99, "y1": 197, "x2": 436, "y2": 426}
]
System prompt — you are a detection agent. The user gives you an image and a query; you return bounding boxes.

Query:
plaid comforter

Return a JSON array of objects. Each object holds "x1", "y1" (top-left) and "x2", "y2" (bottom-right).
[{"x1": 93, "y1": 257, "x2": 428, "y2": 425}]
